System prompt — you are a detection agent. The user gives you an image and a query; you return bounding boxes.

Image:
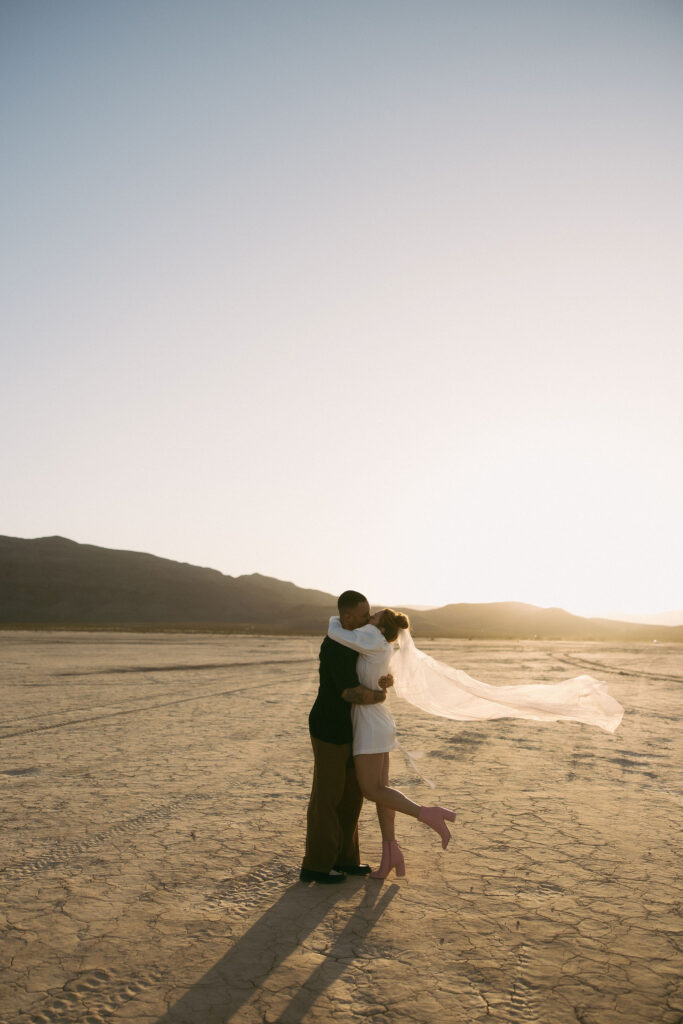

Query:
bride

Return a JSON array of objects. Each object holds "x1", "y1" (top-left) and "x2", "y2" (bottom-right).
[{"x1": 329, "y1": 608, "x2": 624, "y2": 880}]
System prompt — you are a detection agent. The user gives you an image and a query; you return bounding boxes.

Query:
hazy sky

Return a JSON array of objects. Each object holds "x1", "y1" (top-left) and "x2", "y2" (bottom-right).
[{"x1": 2, "y1": 1, "x2": 682, "y2": 616}]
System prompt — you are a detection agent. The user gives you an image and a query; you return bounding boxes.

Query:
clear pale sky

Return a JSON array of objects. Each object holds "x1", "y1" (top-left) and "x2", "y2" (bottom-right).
[{"x1": 2, "y1": 1, "x2": 682, "y2": 617}]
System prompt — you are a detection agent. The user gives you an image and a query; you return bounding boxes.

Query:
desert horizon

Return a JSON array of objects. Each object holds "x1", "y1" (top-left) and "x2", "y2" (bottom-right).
[{"x1": 2, "y1": 535, "x2": 682, "y2": 643}]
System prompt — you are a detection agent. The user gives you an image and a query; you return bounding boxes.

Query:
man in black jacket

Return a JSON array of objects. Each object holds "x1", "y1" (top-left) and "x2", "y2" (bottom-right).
[{"x1": 300, "y1": 590, "x2": 391, "y2": 884}]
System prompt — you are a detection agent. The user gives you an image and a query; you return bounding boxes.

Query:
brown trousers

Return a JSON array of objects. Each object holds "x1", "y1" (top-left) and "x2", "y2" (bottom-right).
[{"x1": 302, "y1": 737, "x2": 363, "y2": 873}]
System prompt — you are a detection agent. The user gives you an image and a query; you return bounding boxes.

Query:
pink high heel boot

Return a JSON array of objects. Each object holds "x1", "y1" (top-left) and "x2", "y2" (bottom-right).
[
  {"x1": 418, "y1": 806, "x2": 456, "y2": 849},
  {"x1": 370, "y1": 840, "x2": 406, "y2": 879}
]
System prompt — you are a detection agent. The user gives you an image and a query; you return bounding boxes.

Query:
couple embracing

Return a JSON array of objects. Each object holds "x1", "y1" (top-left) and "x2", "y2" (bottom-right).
[
  {"x1": 300, "y1": 590, "x2": 455, "y2": 884},
  {"x1": 300, "y1": 588, "x2": 625, "y2": 885}
]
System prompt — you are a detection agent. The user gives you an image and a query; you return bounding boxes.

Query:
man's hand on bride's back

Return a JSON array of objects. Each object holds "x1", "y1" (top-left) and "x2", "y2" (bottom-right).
[
  {"x1": 378, "y1": 674, "x2": 394, "y2": 690},
  {"x1": 341, "y1": 685, "x2": 387, "y2": 705}
]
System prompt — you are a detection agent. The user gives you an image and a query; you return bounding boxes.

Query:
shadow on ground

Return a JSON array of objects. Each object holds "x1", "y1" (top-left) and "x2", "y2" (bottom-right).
[{"x1": 153, "y1": 879, "x2": 399, "y2": 1024}]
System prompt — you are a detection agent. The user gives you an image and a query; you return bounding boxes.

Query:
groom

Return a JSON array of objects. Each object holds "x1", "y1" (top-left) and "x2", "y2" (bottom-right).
[{"x1": 300, "y1": 590, "x2": 391, "y2": 884}]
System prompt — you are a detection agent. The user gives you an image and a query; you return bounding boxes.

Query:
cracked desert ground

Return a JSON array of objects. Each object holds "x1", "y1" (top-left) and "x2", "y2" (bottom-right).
[{"x1": 1, "y1": 631, "x2": 681, "y2": 1024}]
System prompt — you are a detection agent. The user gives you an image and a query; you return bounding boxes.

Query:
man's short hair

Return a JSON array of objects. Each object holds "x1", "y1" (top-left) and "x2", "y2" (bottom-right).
[{"x1": 337, "y1": 590, "x2": 368, "y2": 613}]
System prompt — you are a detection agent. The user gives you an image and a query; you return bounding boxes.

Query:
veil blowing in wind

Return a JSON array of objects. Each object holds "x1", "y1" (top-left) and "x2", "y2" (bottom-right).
[{"x1": 391, "y1": 629, "x2": 624, "y2": 733}]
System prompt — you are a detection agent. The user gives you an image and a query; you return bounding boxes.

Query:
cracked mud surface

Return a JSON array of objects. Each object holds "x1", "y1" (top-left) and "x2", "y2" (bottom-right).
[{"x1": 1, "y1": 632, "x2": 681, "y2": 1023}]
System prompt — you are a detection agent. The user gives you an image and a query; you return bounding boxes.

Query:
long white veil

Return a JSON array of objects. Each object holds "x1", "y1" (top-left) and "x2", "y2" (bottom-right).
[{"x1": 391, "y1": 630, "x2": 624, "y2": 733}]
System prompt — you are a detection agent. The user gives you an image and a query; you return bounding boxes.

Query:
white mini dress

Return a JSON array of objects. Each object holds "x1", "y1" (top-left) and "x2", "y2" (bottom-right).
[{"x1": 328, "y1": 617, "x2": 397, "y2": 756}]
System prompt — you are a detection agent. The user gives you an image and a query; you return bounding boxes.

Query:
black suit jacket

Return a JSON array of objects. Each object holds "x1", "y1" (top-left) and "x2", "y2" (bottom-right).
[{"x1": 308, "y1": 636, "x2": 360, "y2": 744}]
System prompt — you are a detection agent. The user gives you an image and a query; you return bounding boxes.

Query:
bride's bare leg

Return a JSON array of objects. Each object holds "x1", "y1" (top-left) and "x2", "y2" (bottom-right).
[
  {"x1": 354, "y1": 753, "x2": 420, "y2": 818},
  {"x1": 355, "y1": 752, "x2": 456, "y2": 849},
  {"x1": 376, "y1": 753, "x2": 396, "y2": 842}
]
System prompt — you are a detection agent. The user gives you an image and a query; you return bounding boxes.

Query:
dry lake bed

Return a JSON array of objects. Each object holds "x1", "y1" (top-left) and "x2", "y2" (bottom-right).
[{"x1": 1, "y1": 631, "x2": 681, "y2": 1024}]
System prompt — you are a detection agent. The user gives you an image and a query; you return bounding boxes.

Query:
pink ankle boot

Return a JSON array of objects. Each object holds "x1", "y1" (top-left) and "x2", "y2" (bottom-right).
[
  {"x1": 370, "y1": 840, "x2": 406, "y2": 879},
  {"x1": 418, "y1": 806, "x2": 456, "y2": 848}
]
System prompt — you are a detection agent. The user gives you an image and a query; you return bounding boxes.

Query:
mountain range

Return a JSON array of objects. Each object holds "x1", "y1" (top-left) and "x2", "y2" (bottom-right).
[{"x1": 1, "y1": 535, "x2": 682, "y2": 642}]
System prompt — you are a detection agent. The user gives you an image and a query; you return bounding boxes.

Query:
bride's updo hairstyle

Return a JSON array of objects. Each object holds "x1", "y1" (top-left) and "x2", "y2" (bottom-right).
[{"x1": 379, "y1": 608, "x2": 410, "y2": 643}]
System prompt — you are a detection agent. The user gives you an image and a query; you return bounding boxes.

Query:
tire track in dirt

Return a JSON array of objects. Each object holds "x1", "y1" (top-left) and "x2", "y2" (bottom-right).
[
  {"x1": 0, "y1": 793, "x2": 212, "y2": 881},
  {"x1": 6, "y1": 659, "x2": 316, "y2": 726},
  {"x1": 554, "y1": 654, "x2": 683, "y2": 684},
  {"x1": 0, "y1": 674, "x2": 311, "y2": 740},
  {"x1": 2, "y1": 679, "x2": 180, "y2": 725},
  {"x1": 58, "y1": 657, "x2": 315, "y2": 677}
]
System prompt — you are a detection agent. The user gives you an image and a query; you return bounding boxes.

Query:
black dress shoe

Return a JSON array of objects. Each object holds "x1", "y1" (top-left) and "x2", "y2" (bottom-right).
[
  {"x1": 299, "y1": 868, "x2": 346, "y2": 884},
  {"x1": 333, "y1": 863, "x2": 372, "y2": 876}
]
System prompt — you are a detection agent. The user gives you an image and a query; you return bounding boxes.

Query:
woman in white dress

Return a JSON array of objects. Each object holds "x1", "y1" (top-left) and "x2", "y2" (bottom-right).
[
  {"x1": 329, "y1": 605, "x2": 624, "y2": 880},
  {"x1": 328, "y1": 609, "x2": 456, "y2": 879}
]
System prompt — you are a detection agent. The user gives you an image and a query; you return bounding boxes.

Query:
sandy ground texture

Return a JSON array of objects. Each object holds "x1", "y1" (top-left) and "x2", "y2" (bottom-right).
[{"x1": 0, "y1": 631, "x2": 681, "y2": 1024}]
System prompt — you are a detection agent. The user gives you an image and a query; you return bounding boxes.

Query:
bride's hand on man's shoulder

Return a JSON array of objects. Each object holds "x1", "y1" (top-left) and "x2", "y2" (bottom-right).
[{"x1": 378, "y1": 674, "x2": 394, "y2": 690}]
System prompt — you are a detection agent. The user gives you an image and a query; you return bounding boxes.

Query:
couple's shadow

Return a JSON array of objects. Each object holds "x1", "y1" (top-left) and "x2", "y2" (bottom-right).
[{"x1": 153, "y1": 877, "x2": 399, "y2": 1024}]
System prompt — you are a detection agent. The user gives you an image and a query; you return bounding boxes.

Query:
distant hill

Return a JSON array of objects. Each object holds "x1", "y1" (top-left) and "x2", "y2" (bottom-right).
[
  {"x1": 404, "y1": 602, "x2": 683, "y2": 643},
  {"x1": 0, "y1": 536, "x2": 333, "y2": 630},
  {"x1": 1, "y1": 535, "x2": 682, "y2": 642},
  {"x1": 594, "y1": 610, "x2": 683, "y2": 627}
]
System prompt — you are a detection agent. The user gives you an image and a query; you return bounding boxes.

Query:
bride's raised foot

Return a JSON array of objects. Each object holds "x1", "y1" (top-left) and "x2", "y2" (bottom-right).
[
  {"x1": 418, "y1": 805, "x2": 456, "y2": 849},
  {"x1": 370, "y1": 840, "x2": 406, "y2": 879}
]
